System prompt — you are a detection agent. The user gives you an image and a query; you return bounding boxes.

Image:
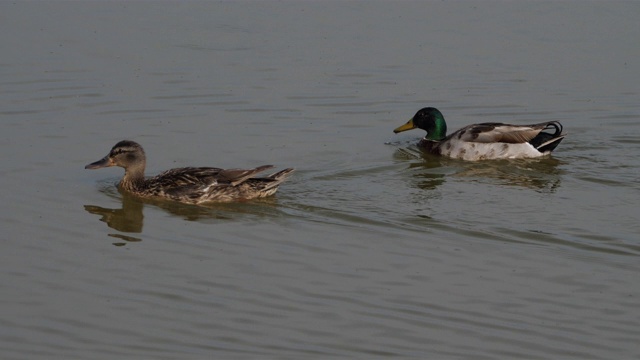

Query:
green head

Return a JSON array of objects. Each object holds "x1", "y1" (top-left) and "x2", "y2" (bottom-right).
[{"x1": 393, "y1": 107, "x2": 448, "y2": 141}]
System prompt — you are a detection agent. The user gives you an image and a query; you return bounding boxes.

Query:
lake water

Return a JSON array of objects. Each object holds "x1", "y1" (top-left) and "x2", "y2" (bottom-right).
[{"x1": 2, "y1": 1, "x2": 639, "y2": 359}]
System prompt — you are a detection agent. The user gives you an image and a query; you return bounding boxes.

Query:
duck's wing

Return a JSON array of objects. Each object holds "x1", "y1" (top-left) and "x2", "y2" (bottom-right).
[
  {"x1": 154, "y1": 167, "x2": 225, "y2": 187},
  {"x1": 455, "y1": 122, "x2": 562, "y2": 144},
  {"x1": 216, "y1": 165, "x2": 275, "y2": 186},
  {"x1": 150, "y1": 165, "x2": 276, "y2": 202},
  {"x1": 155, "y1": 165, "x2": 275, "y2": 187},
  {"x1": 244, "y1": 168, "x2": 296, "y2": 191},
  {"x1": 160, "y1": 182, "x2": 213, "y2": 202}
]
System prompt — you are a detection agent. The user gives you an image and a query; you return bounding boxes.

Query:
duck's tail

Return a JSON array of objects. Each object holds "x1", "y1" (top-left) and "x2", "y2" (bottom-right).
[
  {"x1": 536, "y1": 135, "x2": 566, "y2": 153},
  {"x1": 530, "y1": 121, "x2": 566, "y2": 154},
  {"x1": 238, "y1": 168, "x2": 294, "y2": 198},
  {"x1": 263, "y1": 168, "x2": 295, "y2": 190}
]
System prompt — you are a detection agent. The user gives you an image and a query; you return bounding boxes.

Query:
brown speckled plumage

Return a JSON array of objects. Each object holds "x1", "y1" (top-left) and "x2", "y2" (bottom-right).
[{"x1": 85, "y1": 140, "x2": 294, "y2": 203}]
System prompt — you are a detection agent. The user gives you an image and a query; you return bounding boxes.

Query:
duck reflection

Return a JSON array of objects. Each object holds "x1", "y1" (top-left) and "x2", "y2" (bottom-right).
[
  {"x1": 85, "y1": 190, "x2": 144, "y2": 233},
  {"x1": 85, "y1": 189, "x2": 232, "y2": 230},
  {"x1": 395, "y1": 146, "x2": 563, "y2": 192},
  {"x1": 84, "y1": 190, "x2": 144, "y2": 245},
  {"x1": 407, "y1": 161, "x2": 447, "y2": 191},
  {"x1": 109, "y1": 234, "x2": 142, "y2": 246},
  {"x1": 452, "y1": 157, "x2": 563, "y2": 192},
  {"x1": 85, "y1": 185, "x2": 282, "y2": 245},
  {"x1": 394, "y1": 147, "x2": 447, "y2": 191}
]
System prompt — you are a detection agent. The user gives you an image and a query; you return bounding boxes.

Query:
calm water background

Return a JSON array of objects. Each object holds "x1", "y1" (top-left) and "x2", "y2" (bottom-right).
[{"x1": 2, "y1": 2, "x2": 639, "y2": 359}]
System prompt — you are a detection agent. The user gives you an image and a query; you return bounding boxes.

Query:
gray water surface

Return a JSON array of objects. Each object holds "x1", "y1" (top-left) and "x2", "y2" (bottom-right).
[{"x1": 2, "y1": 2, "x2": 640, "y2": 359}]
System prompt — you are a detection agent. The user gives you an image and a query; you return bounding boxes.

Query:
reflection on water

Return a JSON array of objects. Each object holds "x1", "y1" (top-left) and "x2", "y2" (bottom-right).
[
  {"x1": 85, "y1": 183, "x2": 289, "y2": 245},
  {"x1": 84, "y1": 190, "x2": 145, "y2": 245},
  {"x1": 394, "y1": 145, "x2": 563, "y2": 192},
  {"x1": 85, "y1": 192, "x2": 144, "y2": 233},
  {"x1": 137, "y1": 196, "x2": 235, "y2": 221},
  {"x1": 109, "y1": 234, "x2": 143, "y2": 246},
  {"x1": 393, "y1": 146, "x2": 447, "y2": 191},
  {"x1": 452, "y1": 157, "x2": 563, "y2": 193}
]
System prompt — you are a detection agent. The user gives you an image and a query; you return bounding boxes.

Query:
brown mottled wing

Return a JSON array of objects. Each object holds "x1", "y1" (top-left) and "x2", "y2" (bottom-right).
[
  {"x1": 152, "y1": 165, "x2": 274, "y2": 186},
  {"x1": 216, "y1": 165, "x2": 275, "y2": 186},
  {"x1": 162, "y1": 183, "x2": 211, "y2": 202},
  {"x1": 148, "y1": 167, "x2": 223, "y2": 201},
  {"x1": 148, "y1": 165, "x2": 271, "y2": 201},
  {"x1": 154, "y1": 167, "x2": 225, "y2": 186},
  {"x1": 457, "y1": 123, "x2": 547, "y2": 144}
]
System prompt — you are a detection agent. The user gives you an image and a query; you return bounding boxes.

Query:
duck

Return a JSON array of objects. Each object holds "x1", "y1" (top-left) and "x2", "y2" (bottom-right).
[
  {"x1": 85, "y1": 140, "x2": 294, "y2": 203},
  {"x1": 393, "y1": 107, "x2": 566, "y2": 161}
]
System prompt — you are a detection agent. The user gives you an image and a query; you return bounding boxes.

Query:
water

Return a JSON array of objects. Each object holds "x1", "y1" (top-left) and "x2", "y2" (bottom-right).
[{"x1": 2, "y1": 2, "x2": 640, "y2": 359}]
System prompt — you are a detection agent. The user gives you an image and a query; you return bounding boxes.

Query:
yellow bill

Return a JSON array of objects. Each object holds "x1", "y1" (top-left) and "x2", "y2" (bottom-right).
[{"x1": 393, "y1": 118, "x2": 416, "y2": 133}]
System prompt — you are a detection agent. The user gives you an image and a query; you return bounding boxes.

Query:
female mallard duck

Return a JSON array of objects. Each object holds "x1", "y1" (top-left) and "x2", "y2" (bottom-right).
[
  {"x1": 85, "y1": 140, "x2": 294, "y2": 203},
  {"x1": 393, "y1": 107, "x2": 565, "y2": 161}
]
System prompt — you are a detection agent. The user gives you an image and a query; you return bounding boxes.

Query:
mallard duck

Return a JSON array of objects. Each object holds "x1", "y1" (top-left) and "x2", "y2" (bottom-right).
[
  {"x1": 85, "y1": 140, "x2": 294, "y2": 203},
  {"x1": 393, "y1": 107, "x2": 565, "y2": 161}
]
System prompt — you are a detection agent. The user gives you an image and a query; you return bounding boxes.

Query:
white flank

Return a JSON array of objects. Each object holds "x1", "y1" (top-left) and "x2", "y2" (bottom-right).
[{"x1": 443, "y1": 142, "x2": 543, "y2": 161}]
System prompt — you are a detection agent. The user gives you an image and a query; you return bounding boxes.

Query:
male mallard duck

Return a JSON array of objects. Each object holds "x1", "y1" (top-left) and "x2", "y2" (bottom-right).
[
  {"x1": 393, "y1": 107, "x2": 565, "y2": 161},
  {"x1": 85, "y1": 140, "x2": 294, "y2": 203}
]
